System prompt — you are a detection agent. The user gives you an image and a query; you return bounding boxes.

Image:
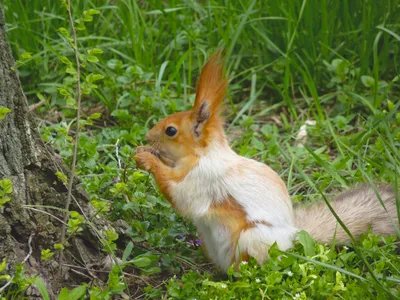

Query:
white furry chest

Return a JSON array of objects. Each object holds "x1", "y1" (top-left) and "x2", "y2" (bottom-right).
[{"x1": 169, "y1": 147, "x2": 234, "y2": 217}]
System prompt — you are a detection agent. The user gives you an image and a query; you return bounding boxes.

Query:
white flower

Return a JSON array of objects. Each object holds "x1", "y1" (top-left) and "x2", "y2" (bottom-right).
[
  {"x1": 287, "y1": 271, "x2": 293, "y2": 277},
  {"x1": 343, "y1": 246, "x2": 349, "y2": 250},
  {"x1": 221, "y1": 284, "x2": 227, "y2": 289},
  {"x1": 255, "y1": 278, "x2": 261, "y2": 283},
  {"x1": 294, "y1": 293, "x2": 301, "y2": 299},
  {"x1": 241, "y1": 261, "x2": 248, "y2": 265}
]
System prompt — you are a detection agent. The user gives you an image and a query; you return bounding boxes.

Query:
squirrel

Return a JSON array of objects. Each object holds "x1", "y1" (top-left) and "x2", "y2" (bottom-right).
[{"x1": 134, "y1": 51, "x2": 399, "y2": 272}]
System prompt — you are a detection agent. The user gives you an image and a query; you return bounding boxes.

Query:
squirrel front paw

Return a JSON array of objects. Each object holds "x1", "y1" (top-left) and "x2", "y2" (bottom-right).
[
  {"x1": 135, "y1": 148, "x2": 158, "y2": 172},
  {"x1": 136, "y1": 145, "x2": 156, "y2": 155}
]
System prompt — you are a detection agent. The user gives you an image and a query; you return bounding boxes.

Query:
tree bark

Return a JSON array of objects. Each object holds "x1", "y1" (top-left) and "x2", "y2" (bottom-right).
[{"x1": 0, "y1": 5, "x2": 109, "y2": 297}]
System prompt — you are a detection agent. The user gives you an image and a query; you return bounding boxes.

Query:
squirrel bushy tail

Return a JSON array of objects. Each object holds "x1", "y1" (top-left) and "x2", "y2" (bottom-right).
[{"x1": 294, "y1": 184, "x2": 399, "y2": 244}]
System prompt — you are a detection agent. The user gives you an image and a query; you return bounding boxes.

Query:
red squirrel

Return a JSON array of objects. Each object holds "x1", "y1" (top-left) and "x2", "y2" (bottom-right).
[{"x1": 134, "y1": 51, "x2": 398, "y2": 272}]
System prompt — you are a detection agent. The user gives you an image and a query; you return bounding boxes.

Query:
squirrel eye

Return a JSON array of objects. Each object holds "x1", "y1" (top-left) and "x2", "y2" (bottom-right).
[{"x1": 165, "y1": 126, "x2": 177, "y2": 137}]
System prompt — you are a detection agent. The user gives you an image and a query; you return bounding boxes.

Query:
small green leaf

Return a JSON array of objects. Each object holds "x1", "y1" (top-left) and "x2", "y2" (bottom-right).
[
  {"x1": 55, "y1": 171, "x2": 68, "y2": 185},
  {"x1": 41, "y1": 249, "x2": 54, "y2": 261},
  {"x1": 13, "y1": 52, "x2": 33, "y2": 70},
  {"x1": 54, "y1": 243, "x2": 65, "y2": 250},
  {"x1": 298, "y1": 230, "x2": 316, "y2": 257},
  {"x1": 57, "y1": 88, "x2": 71, "y2": 97},
  {"x1": 107, "y1": 59, "x2": 122, "y2": 70},
  {"x1": 388, "y1": 100, "x2": 394, "y2": 111},
  {"x1": 361, "y1": 75, "x2": 375, "y2": 88},
  {"x1": 87, "y1": 55, "x2": 99, "y2": 63},
  {"x1": 252, "y1": 137, "x2": 264, "y2": 151},
  {"x1": 122, "y1": 242, "x2": 134, "y2": 263},
  {"x1": 0, "y1": 196, "x2": 11, "y2": 206},
  {"x1": 86, "y1": 9, "x2": 100, "y2": 15},
  {"x1": 0, "y1": 179, "x2": 12, "y2": 194},
  {"x1": 65, "y1": 67, "x2": 77, "y2": 75},
  {"x1": 60, "y1": 0, "x2": 68, "y2": 10},
  {"x1": 89, "y1": 113, "x2": 101, "y2": 120},
  {"x1": 75, "y1": 18, "x2": 86, "y2": 31},
  {"x1": 143, "y1": 267, "x2": 161, "y2": 275},
  {"x1": 66, "y1": 97, "x2": 76, "y2": 106},
  {"x1": 83, "y1": 9, "x2": 100, "y2": 22},
  {"x1": 132, "y1": 171, "x2": 145, "y2": 181},
  {"x1": 105, "y1": 228, "x2": 119, "y2": 241},
  {"x1": 36, "y1": 93, "x2": 46, "y2": 102},
  {"x1": 34, "y1": 277, "x2": 50, "y2": 300},
  {"x1": 68, "y1": 284, "x2": 87, "y2": 300},
  {"x1": 131, "y1": 256, "x2": 152, "y2": 268},
  {"x1": 86, "y1": 73, "x2": 104, "y2": 83},
  {"x1": 0, "y1": 106, "x2": 12, "y2": 120},
  {"x1": 330, "y1": 59, "x2": 342, "y2": 72},
  {"x1": 70, "y1": 211, "x2": 81, "y2": 218},
  {"x1": 230, "y1": 281, "x2": 251, "y2": 290},
  {"x1": 20, "y1": 52, "x2": 32, "y2": 59},
  {"x1": 81, "y1": 86, "x2": 92, "y2": 95},
  {"x1": 0, "y1": 258, "x2": 7, "y2": 272},
  {"x1": 87, "y1": 48, "x2": 103, "y2": 55},
  {"x1": 0, "y1": 274, "x2": 11, "y2": 281},
  {"x1": 59, "y1": 56, "x2": 72, "y2": 66},
  {"x1": 79, "y1": 54, "x2": 87, "y2": 62},
  {"x1": 57, "y1": 27, "x2": 70, "y2": 39},
  {"x1": 57, "y1": 288, "x2": 70, "y2": 300}
]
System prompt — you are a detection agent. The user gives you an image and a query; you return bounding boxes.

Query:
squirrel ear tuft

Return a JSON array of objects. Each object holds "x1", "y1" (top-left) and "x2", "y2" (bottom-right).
[
  {"x1": 193, "y1": 49, "x2": 227, "y2": 116},
  {"x1": 192, "y1": 101, "x2": 210, "y2": 137}
]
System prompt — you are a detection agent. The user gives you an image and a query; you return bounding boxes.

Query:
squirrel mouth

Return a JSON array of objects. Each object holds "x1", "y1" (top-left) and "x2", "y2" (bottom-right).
[
  {"x1": 150, "y1": 143, "x2": 176, "y2": 167},
  {"x1": 149, "y1": 143, "x2": 161, "y2": 156},
  {"x1": 157, "y1": 150, "x2": 175, "y2": 167}
]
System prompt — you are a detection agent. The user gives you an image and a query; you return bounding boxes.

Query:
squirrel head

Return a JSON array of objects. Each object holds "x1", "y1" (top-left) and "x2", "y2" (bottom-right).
[{"x1": 145, "y1": 50, "x2": 228, "y2": 164}]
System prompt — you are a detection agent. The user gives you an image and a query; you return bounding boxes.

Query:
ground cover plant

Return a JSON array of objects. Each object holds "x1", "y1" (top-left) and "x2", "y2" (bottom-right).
[{"x1": 1, "y1": 0, "x2": 400, "y2": 298}]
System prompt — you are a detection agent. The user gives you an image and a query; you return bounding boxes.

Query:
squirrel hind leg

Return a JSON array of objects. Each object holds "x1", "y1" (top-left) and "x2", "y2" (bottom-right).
[{"x1": 235, "y1": 224, "x2": 297, "y2": 265}]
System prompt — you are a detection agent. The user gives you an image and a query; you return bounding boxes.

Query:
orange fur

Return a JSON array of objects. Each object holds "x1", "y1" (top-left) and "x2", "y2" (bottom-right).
[
  {"x1": 193, "y1": 50, "x2": 227, "y2": 114},
  {"x1": 190, "y1": 50, "x2": 228, "y2": 147},
  {"x1": 234, "y1": 252, "x2": 250, "y2": 271},
  {"x1": 135, "y1": 51, "x2": 229, "y2": 197},
  {"x1": 140, "y1": 52, "x2": 229, "y2": 162},
  {"x1": 246, "y1": 163, "x2": 289, "y2": 199},
  {"x1": 208, "y1": 196, "x2": 272, "y2": 266}
]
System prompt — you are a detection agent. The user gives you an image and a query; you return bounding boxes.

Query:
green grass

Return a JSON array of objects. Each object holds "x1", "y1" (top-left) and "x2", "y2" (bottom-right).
[{"x1": 2, "y1": 0, "x2": 400, "y2": 299}]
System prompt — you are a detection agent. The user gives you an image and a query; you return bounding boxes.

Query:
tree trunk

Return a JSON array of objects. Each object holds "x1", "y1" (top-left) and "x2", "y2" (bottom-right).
[{"x1": 0, "y1": 6, "x2": 110, "y2": 297}]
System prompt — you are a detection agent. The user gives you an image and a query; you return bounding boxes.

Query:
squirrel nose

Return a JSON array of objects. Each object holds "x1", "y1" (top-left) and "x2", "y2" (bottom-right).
[{"x1": 145, "y1": 131, "x2": 152, "y2": 142}]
